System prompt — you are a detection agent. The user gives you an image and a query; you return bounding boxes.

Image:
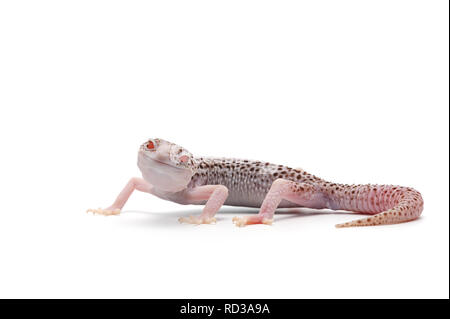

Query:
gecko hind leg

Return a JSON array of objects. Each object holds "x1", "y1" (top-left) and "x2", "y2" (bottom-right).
[{"x1": 233, "y1": 178, "x2": 325, "y2": 227}]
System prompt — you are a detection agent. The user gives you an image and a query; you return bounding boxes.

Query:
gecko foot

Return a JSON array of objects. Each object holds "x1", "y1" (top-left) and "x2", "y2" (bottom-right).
[
  {"x1": 86, "y1": 208, "x2": 121, "y2": 216},
  {"x1": 178, "y1": 215, "x2": 217, "y2": 225},
  {"x1": 232, "y1": 216, "x2": 273, "y2": 227}
]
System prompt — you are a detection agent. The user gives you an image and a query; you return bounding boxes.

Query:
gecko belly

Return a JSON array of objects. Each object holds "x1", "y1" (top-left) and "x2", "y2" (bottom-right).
[{"x1": 222, "y1": 191, "x2": 300, "y2": 208}]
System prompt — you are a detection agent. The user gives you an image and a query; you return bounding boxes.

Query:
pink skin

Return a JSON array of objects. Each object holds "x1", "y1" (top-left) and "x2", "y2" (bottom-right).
[
  {"x1": 106, "y1": 177, "x2": 153, "y2": 210},
  {"x1": 178, "y1": 185, "x2": 229, "y2": 224},
  {"x1": 87, "y1": 178, "x2": 228, "y2": 224},
  {"x1": 86, "y1": 177, "x2": 153, "y2": 215}
]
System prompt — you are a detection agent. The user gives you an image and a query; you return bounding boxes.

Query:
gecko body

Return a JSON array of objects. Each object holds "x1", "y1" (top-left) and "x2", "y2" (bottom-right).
[
  {"x1": 175, "y1": 157, "x2": 327, "y2": 209},
  {"x1": 88, "y1": 138, "x2": 424, "y2": 227}
]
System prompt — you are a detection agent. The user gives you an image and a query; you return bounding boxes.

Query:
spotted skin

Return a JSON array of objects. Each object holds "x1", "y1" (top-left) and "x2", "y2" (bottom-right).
[
  {"x1": 185, "y1": 158, "x2": 324, "y2": 207},
  {"x1": 185, "y1": 158, "x2": 423, "y2": 227},
  {"x1": 88, "y1": 139, "x2": 423, "y2": 228}
]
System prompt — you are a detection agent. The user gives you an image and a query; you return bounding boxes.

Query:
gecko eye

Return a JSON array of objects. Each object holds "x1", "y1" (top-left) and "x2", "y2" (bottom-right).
[{"x1": 146, "y1": 140, "x2": 155, "y2": 150}]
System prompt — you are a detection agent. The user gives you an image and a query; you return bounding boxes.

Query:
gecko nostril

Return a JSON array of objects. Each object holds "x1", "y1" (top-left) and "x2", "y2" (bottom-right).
[{"x1": 179, "y1": 155, "x2": 189, "y2": 163}]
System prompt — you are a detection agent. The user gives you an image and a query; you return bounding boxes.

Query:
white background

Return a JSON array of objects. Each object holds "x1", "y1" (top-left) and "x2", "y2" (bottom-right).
[{"x1": 0, "y1": 1, "x2": 448, "y2": 299}]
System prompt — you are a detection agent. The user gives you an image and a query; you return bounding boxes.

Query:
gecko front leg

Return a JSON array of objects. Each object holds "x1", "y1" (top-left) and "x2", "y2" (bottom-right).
[
  {"x1": 87, "y1": 177, "x2": 153, "y2": 216},
  {"x1": 233, "y1": 179, "x2": 324, "y2": 227},
  {"x1": 178, "y1": 185, "x2": 229, "y2": 225}
]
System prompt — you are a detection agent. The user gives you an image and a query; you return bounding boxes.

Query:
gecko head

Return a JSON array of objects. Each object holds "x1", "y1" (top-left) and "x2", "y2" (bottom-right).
[{"x1": 137, "y1": 138, "x2": 197, "y2": 192}]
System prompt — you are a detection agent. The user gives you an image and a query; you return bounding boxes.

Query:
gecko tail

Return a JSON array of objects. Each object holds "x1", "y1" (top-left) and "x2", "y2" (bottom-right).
[
  {"x1": 335, "y1": 209, "x2": 419, "y2": 228},
  {"x1": 334, "y1": 186, "x2": 424, "y2": 228}
]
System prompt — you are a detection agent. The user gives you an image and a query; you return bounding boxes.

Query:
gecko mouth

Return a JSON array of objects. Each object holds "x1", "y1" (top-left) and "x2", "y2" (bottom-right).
[{"x1": 147, "y1": 156, "x2": 186, "y2": 170}]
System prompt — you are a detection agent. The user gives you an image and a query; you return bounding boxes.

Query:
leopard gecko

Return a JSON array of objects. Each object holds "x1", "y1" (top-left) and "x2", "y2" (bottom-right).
[{"x1": 87, "y1": 138, "x2": 424, "y2": 227}]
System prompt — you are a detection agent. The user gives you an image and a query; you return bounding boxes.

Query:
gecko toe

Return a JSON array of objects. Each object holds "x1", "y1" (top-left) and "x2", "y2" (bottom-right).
[
  {"x1": 179, "y1": 216, "x2": 216, "y2": 225},
  {"x1": 232, "y1": 216, "x2": 247, "y2": 227},
  {"x1": 232, "y1": 216, "x2": 273, "y2": 227},
  {"x1": 87, "y1": 208, "x2": 121, "y2": 216}
]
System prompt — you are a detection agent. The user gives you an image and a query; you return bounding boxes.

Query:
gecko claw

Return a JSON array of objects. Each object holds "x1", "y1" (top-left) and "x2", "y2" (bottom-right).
[
  {"x1": 232, "y1": 216, "x2": 247, "y2": 227},
  {"x1": 178, "y1": 216, "x2": 217, "y2": 225},
  {"x1": 86, "y1": 208, "x2": 121, "y2": 216}
]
